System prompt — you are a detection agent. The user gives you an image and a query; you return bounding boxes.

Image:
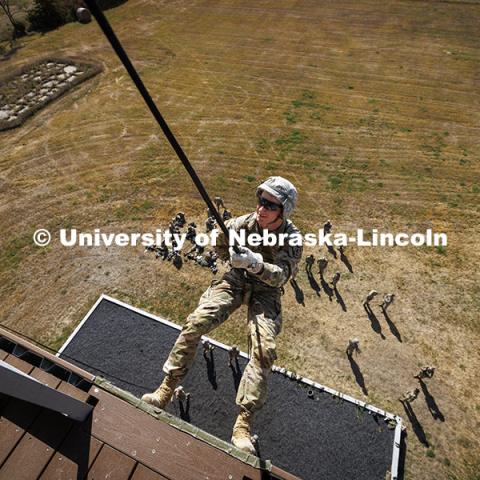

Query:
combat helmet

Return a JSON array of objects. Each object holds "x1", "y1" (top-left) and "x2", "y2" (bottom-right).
[{"x1": 256, "y1": 176, "x2": 297, "y2": 218}]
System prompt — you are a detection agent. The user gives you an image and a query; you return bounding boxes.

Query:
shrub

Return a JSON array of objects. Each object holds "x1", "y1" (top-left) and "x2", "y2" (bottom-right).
[
  {"x1": 27, "y1": 0, "x2": 128, "y2": 33},
  {"x1": 28, "y1": 0, "x2": 72, "y2": 32}
]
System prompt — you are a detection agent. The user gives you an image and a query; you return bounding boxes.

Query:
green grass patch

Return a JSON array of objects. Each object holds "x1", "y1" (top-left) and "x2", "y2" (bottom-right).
[
  {"x1": 291, "y1": 90, "x2": 318, "y2": 108},
  {"x1": 327, "y1": 175, "x2": 342, "y2": 190},
  {"x1": 274, "y1": 129, "x2": 307, "y2": 158},
  {"x1": 1, "y1": 232, "x2": 33, "y2": 269},
  {"x1": 283, "y1": 111, "x2": 297, "y2": 124}
]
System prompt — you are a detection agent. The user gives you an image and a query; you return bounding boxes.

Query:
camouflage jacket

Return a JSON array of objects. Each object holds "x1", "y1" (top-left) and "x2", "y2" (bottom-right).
[{"x1": 215, "y1": 212, "x2": 303, "y2": 289}]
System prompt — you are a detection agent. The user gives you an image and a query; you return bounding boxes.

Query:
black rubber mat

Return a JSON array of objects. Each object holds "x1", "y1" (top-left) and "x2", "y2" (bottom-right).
[{"x1": 61, "y1": 297, "x2": 397, "y2": 480}]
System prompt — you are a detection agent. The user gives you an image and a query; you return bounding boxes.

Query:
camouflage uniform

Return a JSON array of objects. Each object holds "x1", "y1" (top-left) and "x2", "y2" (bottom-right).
[{"x1": 162, "y1": 212, "x2": 302, "y2": 412}]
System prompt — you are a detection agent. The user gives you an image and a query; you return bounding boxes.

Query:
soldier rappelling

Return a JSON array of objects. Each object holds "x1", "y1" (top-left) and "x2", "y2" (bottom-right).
[{"x1": 142, "y1": 176, "x2": 302, "y2": 455}]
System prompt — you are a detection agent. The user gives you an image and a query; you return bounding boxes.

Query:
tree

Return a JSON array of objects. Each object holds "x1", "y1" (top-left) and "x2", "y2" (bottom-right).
[
  {"x1": 27, "y1": 0, "x2": 72, "y2": 33},
  {"x1": 0, "y1": 0, "x2": 26, "y2": 41}
]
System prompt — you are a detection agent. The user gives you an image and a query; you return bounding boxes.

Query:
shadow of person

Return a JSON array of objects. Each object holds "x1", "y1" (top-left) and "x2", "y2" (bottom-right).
[
  {"x1": 327, "y1": 244, "x2": 337, "y2": 259},
  {"x1": 179, "y1": 395, "x2": 191, "y2": 423},
  {"x1": 320, "y1": 276, "x2": 334, "y2": 301},
  {"x1": 364, "y1": 305, "x2": 385, "y2": 339},
  {"x1": 400, "y1": 401, "x2": 429, "y2": 446},
  {"x1": 340, "y1": 251, "x2": 353, "y2": 273},
  {"x1": 229, "y1": 358, "x2": 243, "y2": 392},
  {"x1": 334, "y1": 287, "x2": 347, "y2": 312},
  {"x1": 204, "y1": 350, "x2": 218, "y2": 390},
  {"x1": 289, "y1": 278, "x2": 305, "y2": 306},
  {"x1": 347, "y1": 354, "x2": 368, "y2": 395},
  {"x1": 306, "y1": 270, "x2": 321, "y2": 297},
  {"x1": 381, "y1": 309, "x2": 402, "y2": 342},
  {"x1": 419, "y1": 379, "x2": 445, "y2": 422}
]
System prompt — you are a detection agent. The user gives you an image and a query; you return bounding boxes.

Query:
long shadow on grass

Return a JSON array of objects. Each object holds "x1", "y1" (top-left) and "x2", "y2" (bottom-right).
[
  {"x1": 340, "y1": 250, "x2": 353, "y2": 273},
  {"x1": 364, "y1": 305, "x2": 385, "y2": 339},
  {"x1": 320, "y1": 276, "x2": 334, "y2": 301},
  {"x1": 419, "y1": 379, "x2": 445, "y2": 422},
  {"x1": 381, "y1": 309, "x2": 402, "y2": 342},
  {"x1": 334, "y1": 287, "x2": 347, "y2": 312},
  {"x1": 290, "y1": 278, "x2": 305, "y2": 306},
  {"x1": 400, "y1": 401, "x2": 429, "y2": 447},
  {"x1": 306, "y1": 270, "x2": 321, "y2": 297},
  {"x1": 347, "y1": 353, "x2": 368, "y2": 395},
  {"x1": 327, "y1": 245, "x2": 337, "y2": 259}
]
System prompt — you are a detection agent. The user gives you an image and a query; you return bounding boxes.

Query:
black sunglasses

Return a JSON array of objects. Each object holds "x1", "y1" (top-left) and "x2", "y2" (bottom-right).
[{"x1": 257, "y1": 194, "x2": 282, "y2": 211}]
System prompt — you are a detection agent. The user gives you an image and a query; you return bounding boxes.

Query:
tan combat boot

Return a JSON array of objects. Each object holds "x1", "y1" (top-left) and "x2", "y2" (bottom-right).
[
  {"x1": 231, "y1": 408, "x2": 256, "y2": 455},
  {"x1": 141, "y1": 375, "x2": 178, "y2": 409}
]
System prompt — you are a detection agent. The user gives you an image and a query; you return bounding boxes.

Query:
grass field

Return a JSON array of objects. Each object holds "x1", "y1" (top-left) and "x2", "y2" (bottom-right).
[{"x1": 1, "y1": 0, "x2": 479, "y2": 478}]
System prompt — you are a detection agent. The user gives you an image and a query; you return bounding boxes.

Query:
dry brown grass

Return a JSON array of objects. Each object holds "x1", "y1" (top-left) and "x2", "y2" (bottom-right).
[{"x1": 1, "y1": 1, "x2": 480, "y2": 478}]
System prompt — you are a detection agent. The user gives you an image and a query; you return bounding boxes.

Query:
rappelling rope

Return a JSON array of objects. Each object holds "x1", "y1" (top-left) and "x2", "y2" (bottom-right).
[{"x1": 84, "y1": 0, "x2": 239, "y2": 252}]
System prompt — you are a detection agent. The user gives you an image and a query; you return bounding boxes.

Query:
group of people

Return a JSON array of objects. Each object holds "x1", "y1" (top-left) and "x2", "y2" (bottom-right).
[
  {"x1": 145, "y1": 211, "x2": 220, "y2": 274},
  {"x1": 142, "y1": 175, "x2": 435, "y2": 455}
]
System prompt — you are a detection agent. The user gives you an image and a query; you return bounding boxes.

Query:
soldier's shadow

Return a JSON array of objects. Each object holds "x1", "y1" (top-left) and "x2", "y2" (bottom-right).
[
  {"x1": 381, "y1": 309, "x2": 402, "y2": 342},
  {"x1": 289, "y1": 279, "x2": 305, "y2": 306},
  {"x1": 327, "y1": 245, "x2": 337, "y2": 259},
  {"x1": 340, "y1": 251, "x2": 353, "y2": 273},
  {"x1": 230, "y1": 359, "x2": 243, "y2": 392},
  {"x1": 364, "y1": 306, "x2": 386, "y2": 339},
  {"x1": 306, "y1": 271, "x2": 321, "y2": 297},
  {"x1": 320, "y1": 276, "x2": 334, "y2": 301},
  {"x1": 347, "y1": 354, "x2": 368, "y2": 395},
  {"x1": 204, "y1": 351, "x2": 218, "y2": 390},
  {"x1": 334, "y1": 287, "x2": 347, "y2": 312},
  {"x1": 177, "y1": 397, "x2": 191, "y2": 423},
  {"x1": 401, "y1": 401, "x2": 429, "y2": 446},
  {"x1": 419, "y1": 379, "x2": 445, "y2": 422}
]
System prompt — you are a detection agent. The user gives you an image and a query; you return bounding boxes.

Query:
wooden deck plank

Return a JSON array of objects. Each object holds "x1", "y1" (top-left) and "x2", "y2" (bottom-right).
[
  {"x1": 56, "y1": 381, "x2": 91, "y2": 403},
  {"x1": 271, "y1": 465, "x2": 303, "y2": 480},
  {"x1": 0, "y1": 399, "x2": 42, "y2": 466},
  {"x1": 87, "y1": 445, "x2": 136, "y2": 480},
  {"x1": 88, "y1": 388, "x2": 262, "y2": 480},
  {"x1": 30, "y1": 367, "x2": 62, "y2": 390},
  {"x1": 39, "y1": 423, "x2": 103, "y2": 480},
  {"x1": 0, "y1": 366, "x2": 63, "y2": 467},
  {"x1": 0, "y1": 350, "x2": 8, "y2": 361},
  {"x1": 3, "y1": 354, "x2": 35, "y2": 374},
  {"x1": 131, "y1": 463, "x2": 170, "y2": 480},
  {"x1": 0, "y1": 408, "x2": 73, "y2": 480}
]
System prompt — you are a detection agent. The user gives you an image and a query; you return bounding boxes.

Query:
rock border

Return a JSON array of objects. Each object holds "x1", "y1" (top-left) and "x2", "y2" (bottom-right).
[{"x1": 0, "y1": 56, "x2": 103, "y2": 132}]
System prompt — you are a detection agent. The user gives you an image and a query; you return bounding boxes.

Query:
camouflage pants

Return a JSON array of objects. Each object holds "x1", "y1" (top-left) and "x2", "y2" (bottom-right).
[{"x1": 163, "y1": 268, "x2": 282, "y2": 413}]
